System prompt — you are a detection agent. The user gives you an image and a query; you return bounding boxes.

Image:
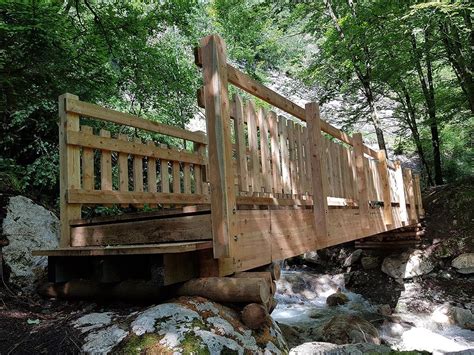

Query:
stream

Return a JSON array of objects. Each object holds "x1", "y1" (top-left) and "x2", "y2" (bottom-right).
[{"x1": 273, "y1": 269, "x2": 474, "y2": 353}]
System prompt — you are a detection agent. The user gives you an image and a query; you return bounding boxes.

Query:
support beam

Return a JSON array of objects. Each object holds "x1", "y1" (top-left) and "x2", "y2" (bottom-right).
[
  {"x1": 306, "y1": 102, "x2": 329, "y2": 243},
  {"x1": 395, "y1": 161, "x2": 408, "y2": 225},
  {"x1": 405, "y1": 168, "x2": 418, "y2": 223},
  {"x1": 377, "y1": 150, "x2": 393, "y2": 227},
  {"x1": 59, "y1": 93, "x2": 81, "y2": 247},
  {"x1": 199, "y1": 34, "x2": 236, "y2": 259},
  {"x1": 353, "y1": 133, "x2": 369, "y2": 229}
]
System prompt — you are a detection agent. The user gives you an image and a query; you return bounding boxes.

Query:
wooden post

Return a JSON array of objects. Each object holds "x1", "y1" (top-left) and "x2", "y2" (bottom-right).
[
  {"x1": 394, "y1": 161, "x2": 408, "y2": 225},
  {"x1": 414, "y1": 174, "x2": 425, "y2": 218},
  {"x1": 376, "y1": 150, "x2": 393, "y2": 227},
  {"x1": 59, "y1": 93, "x2": 81, "y2": 247},
  {"x1": 405, "y1": 168, "x2": 417, "y2": 223},
  {"x1": 306, "y1": 102, "x2": 329, "y2": 243},
  {"x1": 353, "y1": 133, "x2": 369, "y2": 229},
  {"x1": 199, "y1": 35, "x2": 236, "y2": 259}
]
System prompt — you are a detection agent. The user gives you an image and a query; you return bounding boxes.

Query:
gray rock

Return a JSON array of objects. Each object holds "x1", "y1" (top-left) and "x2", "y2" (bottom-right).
[
  {"x1": 452, "y1": 253, "x2": 474, "y2": 274},
  {"x1": 2, "y1": 196, "x2": 59, "y2": 290},
  {"x1": 72, "y1": 297, "x2": 288, "y2": 354},
  {"x1": 318, "y1": 314, "x2": 380, "y2": 345},
  {"x1": 290, "y1": 342, "x2": 392, "y2": 354},
  {"x1": 376, "y1": 304, "x2": 392, "y2": 316},
  {"x1": 361, "y1": 256, "x2": 379, "y2": 270},
  {"x1": 343, "y1": 249, "x2": 363, "y2": 267},
  {"x1": 433, "y1": 304, "x2": 474, "y2": 330},
  {"x1": 302, "y1": 251, "x2": 319, "y2": 264},
  {"x1": 381, "y1": 250, "x2": 434, "y2": 279}
]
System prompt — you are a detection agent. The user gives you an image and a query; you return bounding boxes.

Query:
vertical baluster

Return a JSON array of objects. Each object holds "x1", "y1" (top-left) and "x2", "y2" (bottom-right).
[
  {"x1": 133, "y1": 137, "x2": 144, "y2": 208},
  {"x1": 268, "y1": 111, "x2": 281, "y2": 196},
  {"x1": 295, "y1": 124, "x2": 304, "y2": 195},
  {"x1": 259, "y1": 108, "x2": 271, "y2": 193},
  {"x1": 247, "y1": 101, "x2": 259, "y2": 194},
  {"x1": 287, "y1": 120, "x2": 296, "y2": 195},
  {"x1": 160, "y1": 144, "x2": 170, "y2": 208},
  {"x1": 233, "y1": 94, "x2": 249, "y2": 193},
  {"x1": 81, "y1": 126, "x2": 94, "y2": 190},
  {"x1": 279, "y1": 116, "x2": 290, "y2": 196},
  {"x1": 147, "y1": 141, "x2": 157, "y2": 208},
  {"x1": 118, "y1": 134, "x2": 129, "y2": 208},
  {"x1": 100, "y1": 129, "x2": 113, "y2": 207}
]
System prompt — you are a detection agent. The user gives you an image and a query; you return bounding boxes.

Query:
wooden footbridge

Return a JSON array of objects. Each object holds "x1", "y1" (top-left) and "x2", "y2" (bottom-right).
[{"x1": 35, "y1": 35, "x2": 423, "y2": 302}]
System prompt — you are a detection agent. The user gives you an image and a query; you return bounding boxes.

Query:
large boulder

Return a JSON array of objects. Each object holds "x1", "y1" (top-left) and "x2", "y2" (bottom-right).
[
  {"x1": 317, "y1": 314, "x2": 380, "y2": 345},
  {"x1": 433, "y1": 304, "x2": 474, "y2": 330},
  {"x1": 290, "y1": 342, "x2": 392, "y2": 354},
  {"x1": 381, "y1": 250, "x2": 434, "y2": 279},
  {"x1": 72, "y1": 297, "x2": 288, "y2": 354},
  {"x1": 326, "y1": 289, "x2": 349, "y2": 306},
  {"x1": 2, "y1": 196, "x2": 59, "y2": 290},
  {"x1": 451, "y1": 253, "x2": 474, "y2": 274},
  {"x1": 361, "y1": 256, "x2": 379, "y2": 270}
]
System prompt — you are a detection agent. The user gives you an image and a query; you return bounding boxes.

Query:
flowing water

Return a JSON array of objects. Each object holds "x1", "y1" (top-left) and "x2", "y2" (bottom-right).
[{"x1": 273, "y1": 269, "x2": 474, "y2": 353}]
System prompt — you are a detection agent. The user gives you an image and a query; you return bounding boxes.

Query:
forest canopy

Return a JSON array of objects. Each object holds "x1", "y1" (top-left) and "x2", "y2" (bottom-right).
[{"x1": 1, "y1": 0, "x2": 472, "y2": 207}]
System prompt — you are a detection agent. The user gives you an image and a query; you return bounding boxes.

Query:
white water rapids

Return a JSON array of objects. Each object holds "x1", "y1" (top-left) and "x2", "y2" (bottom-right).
[{"x1": 272, "y1": 269, "x2": 474, "y2": 354}]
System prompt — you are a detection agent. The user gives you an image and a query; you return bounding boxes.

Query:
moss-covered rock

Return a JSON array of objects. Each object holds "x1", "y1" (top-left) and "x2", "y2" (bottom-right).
[{"x1": 72, "y1": 297, "x2": 288, "y2": 354}]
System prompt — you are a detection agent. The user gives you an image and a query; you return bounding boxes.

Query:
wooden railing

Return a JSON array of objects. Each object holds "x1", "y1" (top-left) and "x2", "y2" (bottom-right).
[
  {"x1": 57, "y1": 34, "x2": 424, "y2": 262},
  {"x1": 58, "y1": 93, "x2": 209, "y2": 247},
  {"x1": 195, "y1": 34, "x2": 424, "y2": 259}
]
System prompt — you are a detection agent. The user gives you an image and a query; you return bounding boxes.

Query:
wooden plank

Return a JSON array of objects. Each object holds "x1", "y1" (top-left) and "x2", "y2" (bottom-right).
[
  {"x1": 353, "y1": 133, "x2": 369, "y2": 228},
  {"x1": 147, "y1": 141, "x2": 157, "y2": 208},
  {"x1": 133, "y1": 138, "x2": 144, "y2": 207},
  {"x1": 80, "y1": 126, "x2": 94, "y2": 190},
  {"x1": 70, "y1": 214, "x2": 212, "y2": 246},
  {"x1": 303, "y1": 126, "x2": 312, "y2": 194},
  {"x1": 183, "y1": 163, "x2": 191, "y2": 194},
  {"x1": 405, "y1": 168, "x2": 418, "y2": 223},
  {"x1": 236, "y1": 195, "x2": 313, "y2": 206},
  {"x1": 247, "y1": 101, "x2": 260, "y2": 193},
  {"x1": 65, "y1": 97, "x2": 207, "y2": 144},
  {"x1": 100, "y1": 130, "x2": 112, "y2": 192},
  {"x1": 193, "y1": 143, "x2": 206, "y2": 194},
  {"x1": 306, "y1": 102, "x2": 329, "y2": 243},
  {"x1": 118, "y1": 134, "x2": 129, "y2": 207},
  {"x1": 33, "y1": 241, "x2": 213, "y2": 257},
  {"x1": 200, "y1": 34, "x2": 236, "y2": 258},
  {"x1": 287, "y1": 120, "x2": 296, "y2": 194},
  {"x1": 395, "y1": 161, "x2": 408, "y2": 224},
  {"x1": 295, "y1": 124, "x2": 304, "y2": 194},
  {"x1": 377, "y1": 150, "x2": 394, "y2": 226},
  {"x1": 67, "y1": 130, "x2": 205, "y2": 165},
  {"x1": 279, "y1": 116, "x2": 291, "y2": 195},
  {"x1": 233, "y1": 94, "x2": 249, "y2": 192},
  {"x1": 414, "y1": 174, "x2": 425, "y2": 218},
  {"x1": 268, "y1": 111, "x2": 282, "y2": 195},
  {"x1": 172, "y1": 161, "x2": 181, "y2": 194},
  {"x1": 59, "y1": 93, "x2": 81, "y2": 247},
  {"x1": 259, "y1": 108, "x2": 271, "y2": 193},
  {"x1": 67, "y1": 189, "x2": 210, "y2": 205}
]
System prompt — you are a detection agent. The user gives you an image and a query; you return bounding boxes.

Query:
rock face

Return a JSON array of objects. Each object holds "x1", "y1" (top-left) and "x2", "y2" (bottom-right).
[
  {"x1": 343, "y1": 249, "x2": 363, "y2": 267},
  {"x1": 318, "y1": 314, "x2": 380, "y2": 345},
  {"x1": 72, "y1": 297, "x2": 288, "y2": 354},
  {"x1": 381, "y1": 250, "x2": 434, "y2": 279},
  {"x1": 2, "y1": 196, "x2": 59, "y2": 289},
  {"x1": 302, "y1": 251, "x2": 319, "y2": 264},
  {"x1": 290, "y1": 342, "x2": 392, "y2": 354},
  {"x1": 451, "y1": 253, "x2": 474, "y2": 274},
  {"x1": 433, "y1": 304, "x2": 474, "y2": 330}
]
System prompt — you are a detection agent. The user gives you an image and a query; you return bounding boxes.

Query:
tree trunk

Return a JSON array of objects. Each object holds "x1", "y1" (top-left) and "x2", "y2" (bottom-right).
[{"x1": 411, "y1": 32, "x2": 443, "y2": 185}]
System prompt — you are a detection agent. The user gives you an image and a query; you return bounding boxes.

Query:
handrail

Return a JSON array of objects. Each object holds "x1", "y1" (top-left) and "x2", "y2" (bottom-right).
[{"x1": 65, "y1": 97, "x2": 208, "y2": 144}]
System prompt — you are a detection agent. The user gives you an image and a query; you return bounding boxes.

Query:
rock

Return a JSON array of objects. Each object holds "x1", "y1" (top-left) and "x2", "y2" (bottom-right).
[
  {"x1": 376, "y1": 304, "x2": 392, "y2": 316},
  {"x1": 343, "y1": 249, "x2": 363, "y2": 267},
  {"x1": 381, "y1": 250, "x2": 434, "y2": 279},
  {"x1": 290, "y1": 342, "x2": 392, "y2": 354},
  {"x1": 302, "y1": 251, "x2": 319, "y2": 264},
  {"x1": 361, "y1": 256, "x2": 379, "y2": 270},
  {"x1": 326, "y1": 288, "x2": 349, "y2": 306},
  {"x1": 2, "y1": 196, "x2": 59, "y2": 290},
  {"x1": 72, "y1": 297, "x2": 288, "y2": 354},
  {"x1": 318, "y1": 314, "x2": 380, "y2": 345},
  {"x1": 433, "y1": 304, "x2": 474, "y2": 330},
  {"x1": 452, "y1": 253, "x2": 474, "y2": 274}
]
